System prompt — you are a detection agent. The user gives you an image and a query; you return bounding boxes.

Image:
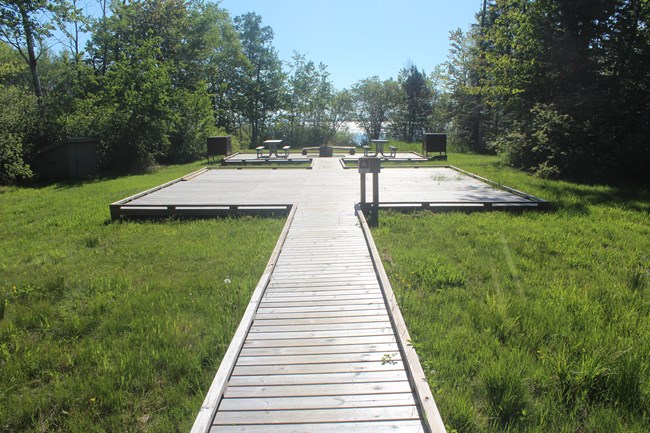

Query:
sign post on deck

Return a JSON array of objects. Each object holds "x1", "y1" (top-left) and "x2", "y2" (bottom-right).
[{"x1": 358, "y1": 157, "x2": 381, "y2": 226}]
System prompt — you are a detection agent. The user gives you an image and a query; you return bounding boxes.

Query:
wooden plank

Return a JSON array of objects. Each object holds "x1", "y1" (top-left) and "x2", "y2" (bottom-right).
[
  {"x1": 245, "y1": 328, "x2": 394, "y2": 340},
  {"x1": 228, "y1": 371, "x2": 407, "y2": 387},
  {"x1": 253, "y1": 309, "x2": 388, "y2": 320},
  {"x1": 263, "y1": 289, "x2": 381, "y2": 296},
  {"x1": 258, "y1": 298, "x2": 384, "y2": 308},
  {"x1": 212, "y1": 406, "x2": 420, "y2": 425},
  {"x1": 275, "y1": 258, "x2": 371, "y2": 265},
  {"x1": 269, "y1": 271, "x2": 377, "y2": 279},
  {"x1": 210, "y1": 420, "x2": 426, "y2": 433},
  {"x1": 274, "y1": 258, "x2": 372, "y2": 264},
  {"x1": 249, "y1": 321, "x2": 392, "y2": 333},
  {"x1": 224, "y1": 380, "x2": 414, "y2": 398},
  {"x1": 262, "y1": 289, "x2": 381, "y2": 298},
  {"x1": 255, "y1": 304, "x2": 385, "y2": 315},
  {"x1": 239, "y1": 343, "x2": 400, "y2": 357},
  {"x1": 262, "y1": 284, "x2": 381, "y2": 292},
  {"x1": 266, "y1": 282, "x2": 380, "y2": 290},
  {"x1": 278, "y1": 246, "x2": 370, "y2": 253},
  {"x1": 232, "y1": 361, "x2": 403, "y2": 376},
  {"x1": 268, "y1": 275, "x2": 379, "y2": 283},
  {"x1": 242, "y1": 335, "x2": 396, "y2": 348},
  {"x1": 236, "y1": 352, "x2": 401, "y2": 366},
  {"x1": 217, "y1": 393, "x2": 416, "y2": 411},
  {"x1": 252, "y1": 315, "x2": 390, "y2": 326},
  {"x1": 260, "y1": 294, "x2": 383, "y2": 302}
]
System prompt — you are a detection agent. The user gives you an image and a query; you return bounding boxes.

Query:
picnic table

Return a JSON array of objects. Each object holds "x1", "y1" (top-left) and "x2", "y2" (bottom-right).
[
  {"x1": 264, "y1": 139, "x2": 283, "y2": 157},
  {"x1": 368, "y1": 139, "x2": 396, "y2": 157}
]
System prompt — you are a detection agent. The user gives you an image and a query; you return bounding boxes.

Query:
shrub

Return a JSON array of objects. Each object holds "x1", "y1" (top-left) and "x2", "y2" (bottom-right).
[{"x1": 0, "y1": 86, "x2": 37, "y2": 184}]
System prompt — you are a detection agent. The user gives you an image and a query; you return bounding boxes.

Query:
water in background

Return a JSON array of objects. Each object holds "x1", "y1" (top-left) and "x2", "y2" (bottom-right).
[{"x1": 342, "y1": 121, "x2": 366, "y2": 145}]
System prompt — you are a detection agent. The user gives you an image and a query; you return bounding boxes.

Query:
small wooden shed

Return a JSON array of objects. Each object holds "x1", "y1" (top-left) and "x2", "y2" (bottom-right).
[{"x1": 35, "y1": 137, "x2": 98, "y2": 179}]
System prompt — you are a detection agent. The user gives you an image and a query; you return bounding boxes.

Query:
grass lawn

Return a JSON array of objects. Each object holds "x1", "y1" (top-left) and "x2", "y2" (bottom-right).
[
  {"x1": 371, "y1": 154, "x2": 650, "y2": 432},
  {"x1": 2, "y1": 154, "x2": 648, "y2": 432},
  {"x1": 0, "y1": 162, "x2": 285, "y2": 432}
]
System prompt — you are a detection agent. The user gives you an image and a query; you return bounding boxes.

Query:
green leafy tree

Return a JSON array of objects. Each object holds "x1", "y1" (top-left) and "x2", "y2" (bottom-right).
[
  {"x1": 482, "y1": 0, "x2": 650, "y2": 179},
  {"x1": 0, "y1": 43, "x2": 37, "y2": 183},
  {"x1": 351, "y1": 76, "x2": 400, "y2": 140},
  {"x1": 81, "y1": 0, "x2": 222, "y2": 166},
  {"x1": 0, "y1": 0, "x2": 71, "y2": 98},
  {"x1": 96, "y1": 38, "x2": 176, "y2": 169},
  {"x1": 234, "y1": 12, "x2": 284, "y2": 147},
  {"x1": 282, "y1": 52, "x2": 334, "y2": 146},
  {"x1": 202, "y1": 4, "x2": 248, "y2": 134},
  {"x1": 428, "y1": 65, "x2": 454, "y2": 134},
  {"x1": 327, "y1": 89, "x2": 354, "y2": 139}
]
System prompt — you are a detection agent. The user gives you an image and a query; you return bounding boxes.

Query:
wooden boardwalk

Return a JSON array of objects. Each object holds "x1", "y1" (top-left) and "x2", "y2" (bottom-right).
[
  {"x1": 189, "y1": 159, "x2": 445, "y2": 433},
  {"x1": 109, "y1": 158, "x2": 547, "y2": 431}
]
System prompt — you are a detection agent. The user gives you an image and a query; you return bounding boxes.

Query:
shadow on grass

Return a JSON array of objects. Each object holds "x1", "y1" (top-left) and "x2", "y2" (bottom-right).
[
  {"x1": 105, "y1": 213, "x2": 286, "y2": 226},
  {"x1": 14, "y1": 161, "x2": 203, "y2": 191},
  {"x1": 537, "y1": 181, "x2": 650, "y2": 215},
  {"x1": 452, "y1": 157, "x2": 649, "y2": 215}
]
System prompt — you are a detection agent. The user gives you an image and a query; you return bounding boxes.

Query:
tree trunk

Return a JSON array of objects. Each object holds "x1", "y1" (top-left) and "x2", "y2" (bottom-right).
[{"x1": 19, "y1": 6, "x2": 42, "y2": 99}]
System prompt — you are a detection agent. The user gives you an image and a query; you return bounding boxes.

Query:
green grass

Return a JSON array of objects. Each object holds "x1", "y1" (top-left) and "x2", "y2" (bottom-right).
[
  {"x1": 2, "y1": 154, "x2": 649, "y2": 432},
  {"x1": 0, "y1": 162, "x2": 285, "y2": 432},
  {"x1": 371, "y1": 154, "x2": 650, "y2": 432}
]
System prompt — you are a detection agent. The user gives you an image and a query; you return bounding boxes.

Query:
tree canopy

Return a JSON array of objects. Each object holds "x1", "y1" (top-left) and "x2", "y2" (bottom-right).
[{"x1": 0, "y1": 0, "x2": 648, "y2": 183}]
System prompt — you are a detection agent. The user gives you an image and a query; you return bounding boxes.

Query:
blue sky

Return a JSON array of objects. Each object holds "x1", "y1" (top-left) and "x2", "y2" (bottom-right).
[{"x1": 220, "y1": 0, "x2": 481, "y2": 90}]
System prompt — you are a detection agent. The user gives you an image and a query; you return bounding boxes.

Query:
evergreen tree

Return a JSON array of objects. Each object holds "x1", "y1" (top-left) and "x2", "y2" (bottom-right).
[{"x1": 390, "y1": 64, "x2": 433, "y2": 142}]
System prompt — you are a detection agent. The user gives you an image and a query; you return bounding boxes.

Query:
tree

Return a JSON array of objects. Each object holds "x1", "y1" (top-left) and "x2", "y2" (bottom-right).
[
  {"x1": 428, "y1": 65, "x2": 454, "y2": 134},
  {"x1": 327, "y1": 89, "x2": 354, "y2": 139},
  {"x1": 282, "y1": 52, "x2": 334, "y2": 146},
  {"x1": 80, "y1": 0, "x2": 224, "y2": 167},
  {"x1": 351, "y1": 76, "x2": 400, "y2": 140},
  {"x1": 234, "y1": 12, "x2": 284, "y2": 147},
  {"x1": 203, "y1": 4, "x2": 248, "y2": 134},
  {"x1": 0, "y1": 42, "x2": 36, "y2": 183},
  {"x1": 55, "y1": 0, "x2": 87, "y2": 63},
  {"x1": 482, "y1": 0, "x2": 650, "y2": 179},
  {"x1": 390, "y1": 64, "x2": 433, "y2": 142},
  {"x1": 0, "y1": 0, "x2": 71, "y2": 99}
]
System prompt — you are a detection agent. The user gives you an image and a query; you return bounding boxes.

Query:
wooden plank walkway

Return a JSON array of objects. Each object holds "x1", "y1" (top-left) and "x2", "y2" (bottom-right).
[
  {"x1": 110, "y1": 158, "x2": 547, "y2": 431},
  {"x1": 190, "y1": 159, "x2": 445, "y2": 433}
]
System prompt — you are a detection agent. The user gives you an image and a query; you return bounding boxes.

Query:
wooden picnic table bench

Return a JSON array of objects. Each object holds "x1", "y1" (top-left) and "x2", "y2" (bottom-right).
[{"x1": 264, "y1": 139, "x2": 283, "y2": 157}]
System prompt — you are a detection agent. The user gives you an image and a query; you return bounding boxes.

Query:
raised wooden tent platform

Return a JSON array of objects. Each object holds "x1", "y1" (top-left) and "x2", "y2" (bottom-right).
[
  {"x1": 110, "y1": 163, "x2": 546, "y2": 220},
  {"x1": 109, "y1": 157, "x2": 547, "y2": 432}
]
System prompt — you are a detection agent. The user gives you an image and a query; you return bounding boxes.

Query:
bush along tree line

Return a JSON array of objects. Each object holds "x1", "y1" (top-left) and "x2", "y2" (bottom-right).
[{"x1": 1, "y1": 0, "x2": 649, "y2": 184}]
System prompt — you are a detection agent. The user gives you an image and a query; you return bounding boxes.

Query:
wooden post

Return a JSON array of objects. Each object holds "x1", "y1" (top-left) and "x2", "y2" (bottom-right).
[
  {"x1": 371, "y1": 172, "x2": 379, "y2": 227},
  {"x1": 358, "y1": 156, "x2": 380, "y2": 226}
]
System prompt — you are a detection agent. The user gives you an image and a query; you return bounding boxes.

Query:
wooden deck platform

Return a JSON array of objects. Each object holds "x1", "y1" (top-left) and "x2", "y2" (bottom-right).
[
  {"x1": 110, "y1": 162, "x2": 546, "y2": 220},
  {"x1": 108, "y1": 158, "x2": 547, "y2": 432}
]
